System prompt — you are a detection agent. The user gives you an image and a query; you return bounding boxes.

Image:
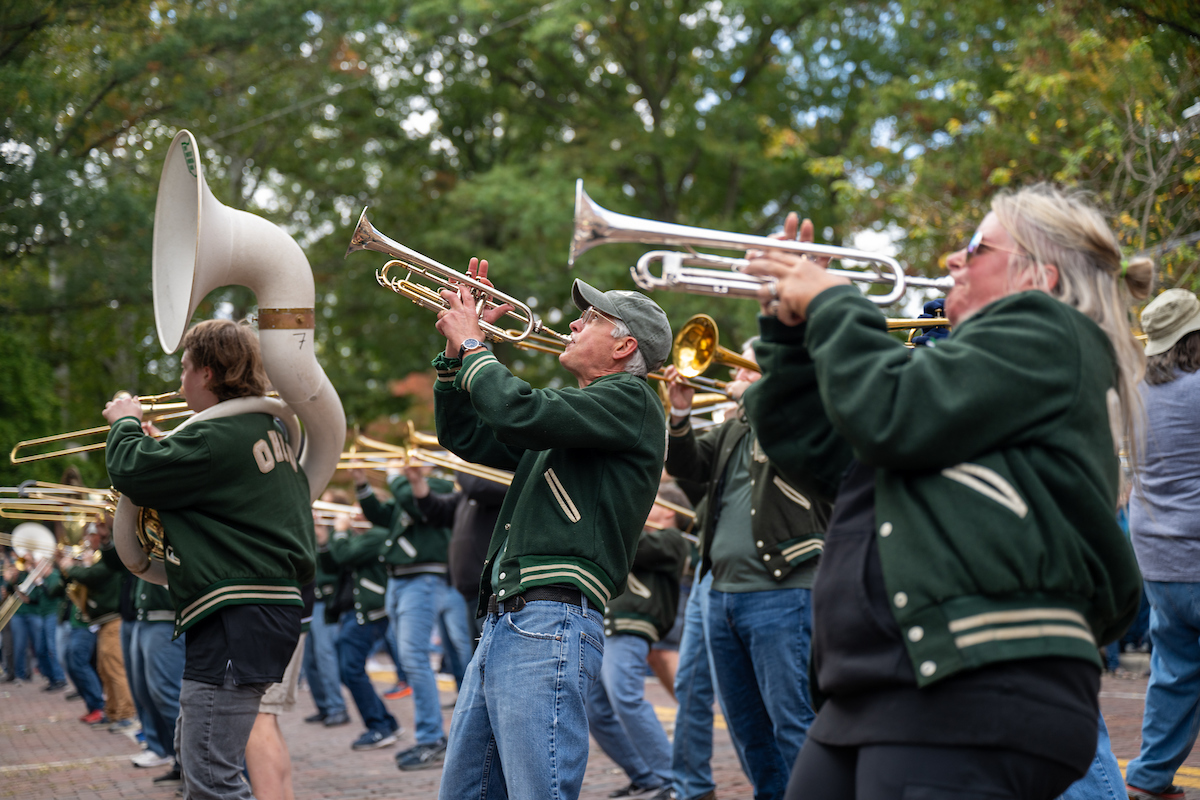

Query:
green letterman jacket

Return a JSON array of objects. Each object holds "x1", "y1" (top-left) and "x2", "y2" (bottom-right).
[
  {"x1": 64, "y1": 558, "x2": 122, "y2": 626},
  {"x1": 106, "y1": 412, "x2": 316, "y2": 637},
  {"x1": 318, "y1": 526, "x2": 391, "y2": 625},
  {"x1": 666, "y1": 405, "x2": 842, "y2": 583},
  {"x1": 604, "y1": 527, "x2": 689, "y2": 643},
  {"x1": 358, "y1": 474, "x2": 455, "y2": 576},
  {"x1": 744, "y1": 286, "x2": 1143, "y2": 686},
  {"x1": 433, "y1": 350, "x2": 667, "y2": 615}
]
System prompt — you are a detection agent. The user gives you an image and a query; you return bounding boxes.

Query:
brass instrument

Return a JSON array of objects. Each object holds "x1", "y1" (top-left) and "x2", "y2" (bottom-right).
[
  {"x1": 0, "y1": 522, "x2": 58, "y2": 633},
  {"x1": 346, "y1": 209, "x2": 571, "y2": 346},
  {"x1": 672, "y1": 314, "x2": 758, "y2": 379},
  {"x1": 11, "y1": 392, "x2": 190, "y2": 464},
  {"x1": 0, "y1": 483, "x2": 117, "y2": 524},
  {"x1": 570, "y1": 180, "x2": 953, "y2": 306},
  {"x1": 340, "y1": 428, "x2": 698, "y2": 525}
]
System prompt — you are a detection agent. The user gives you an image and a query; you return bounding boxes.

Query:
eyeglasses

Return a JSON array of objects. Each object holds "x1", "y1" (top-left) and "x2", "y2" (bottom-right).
[
  {"x1": 965, "y1": 228, "x2": 1026, "y2": 265},
  {"x1": 578, "y1": 307, "x2": 621, "y2": 328}
]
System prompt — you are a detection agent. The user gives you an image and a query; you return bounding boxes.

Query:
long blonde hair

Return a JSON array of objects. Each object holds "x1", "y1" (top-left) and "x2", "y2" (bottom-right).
[{"x1": 991, "y1": 184, "x2": 1153, "y2": 469}]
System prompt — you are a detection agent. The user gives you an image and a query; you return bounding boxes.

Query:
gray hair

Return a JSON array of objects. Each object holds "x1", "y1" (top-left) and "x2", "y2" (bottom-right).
[
  {"x1": 611, "y1": 319, "x2": 649, "y2": 378},
  {"x1": 991, "y1": 183, "x2": 1154, "y2": 469}
]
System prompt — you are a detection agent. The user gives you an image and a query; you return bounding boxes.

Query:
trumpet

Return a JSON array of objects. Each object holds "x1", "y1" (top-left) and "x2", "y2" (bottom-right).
[
  {"x1": 10, "y1": 392, "x2": 190, "y2": 464},
  {"x1": 346, "y1": 208, "x2": 570, "y2": 346},
  {"x1": 569, "y1": 180, "x2": 954, "y2": 306}
]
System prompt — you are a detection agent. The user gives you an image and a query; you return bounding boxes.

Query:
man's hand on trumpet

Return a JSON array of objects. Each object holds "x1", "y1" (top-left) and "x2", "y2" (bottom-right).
[
  {"x1": 103, "y1": 394, "x2": 144, "y2": 425},
  {"x1": 743, "y1": 214, "x2": 849, "y2": 325},
  {"x1": 436, "y1": 257, "x2": 513, "y2": 358}
]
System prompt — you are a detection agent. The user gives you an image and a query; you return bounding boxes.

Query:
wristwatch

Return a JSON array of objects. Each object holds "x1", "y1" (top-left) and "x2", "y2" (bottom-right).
[{"x1": 457, "y1": 338, "x2": 484, "y2": 361}]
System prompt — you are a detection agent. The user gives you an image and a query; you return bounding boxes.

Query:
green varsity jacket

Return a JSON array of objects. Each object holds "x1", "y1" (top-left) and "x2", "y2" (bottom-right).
[
  {"x1": 666, "y1": 406, "x2": 842, "y2": 583},
  {"x1": 318, "y1": 526, "x2": 391, "y2": 625},
  {"x1": 358, "y1": 474, "x2": 455, "y2": 575},
  {"x1": 433, "y1": 349, "x2": 667, "y2": 615},
  {"x1": 603, "y1": 527, "x2": 689, "y2": 643},
  {"x1": 106, "y1": 412, "x2": 316, "y2": 637},
  {"x1": 64, "y1": 558, "x2": 122, "y2": 625},
  {"x1": 744, "y1": 286, "x2": 1143, "y2": 686},
  {"x1": 6, "y1": 566, "x2": 63, "y2": 617},
  {"x1": 134, "y1": 579, "x2": 175, "y2": 623}
]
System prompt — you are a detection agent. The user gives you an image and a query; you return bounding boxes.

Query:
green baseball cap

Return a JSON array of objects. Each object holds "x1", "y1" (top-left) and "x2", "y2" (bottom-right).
[
  {"x1": 1141, "y1": 288, "x2": 1200, "y2": 357},
  {"x1": 571, "y1": 279, "x2": 672, "y2": 371}
]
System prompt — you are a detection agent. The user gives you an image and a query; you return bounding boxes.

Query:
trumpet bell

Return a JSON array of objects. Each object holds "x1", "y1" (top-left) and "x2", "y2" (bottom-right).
[{"x1": 673, "y1": 314, "x2": 758, "y2": 379}]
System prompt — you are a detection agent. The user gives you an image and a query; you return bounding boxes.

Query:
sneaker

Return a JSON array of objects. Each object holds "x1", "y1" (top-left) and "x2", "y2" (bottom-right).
[
  {"x1": 43, "y1": 680, "x2": 68, "y2": 692},
  {"x1": 608, "y1": 783, "x2": 662, "y2": 799},
  {"x1": 131, "y1": 751, "x2": 173, "y2": 768},
  {"x1": 395, "y1": 739, "x2": 447, "y2": 771},
  {"x1": 383, "y1": 683, "x2": 413, "y2": 700},
  {"x1": 1126, "y1": 786, "x2": 1185, "y2": 800},
  {"x1": 647, "y1": 788, "x2": 677, "y2": 800},
  {"x1": 80, "y1": 710, "x2": 106, "y2": 725},
  {"x1": 323, "y1": 710, "x2": 351, "y2": 727},
  {"x1": 351, "y1": 729, "x2": 399, "y2": 751},
  {"x1": 65, "y1": 690, "x2": 81, "y2": 700},
  {"x1": 109, "y1": 718, "x2": 139, "y2": 734},
  {"x1": 153, "y1": 768, "x2": 183, "y2": 786},
  {"x1": 303, "y1": 712, "x2": 327, "y2": 724}
]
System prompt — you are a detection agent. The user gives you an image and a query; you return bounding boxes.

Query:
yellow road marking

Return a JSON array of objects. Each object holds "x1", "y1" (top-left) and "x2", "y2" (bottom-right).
[{"x1": 1117, "y1": 760, "x2": 1200, "y2": 788}]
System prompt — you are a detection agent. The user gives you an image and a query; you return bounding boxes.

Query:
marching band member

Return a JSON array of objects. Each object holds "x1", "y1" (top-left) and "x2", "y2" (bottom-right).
[
  {"x1": 58, "y1": 520, "x2": 136, "y2": 731},
  {"x1": 315, "y1": 489, "x2": 403, "y2": 752},
  {"x1": 665, "y1": 339, "x2": 843, "y2": 800},
  {"x1": 104, "y1": 319, "x2": 315, "y2": 800},
  {"x1": 352, "y1": 465, "x2": 464, "y2": 769},
  {"x1": 742, "y1": 185, "x2": 1152, "y2": 799},
  {"x1": 585, "y1": 489, "x2": 690, "y2": 800},
  {"x1": 432, "y1": 260, "x2": 671, "y2": 800}
]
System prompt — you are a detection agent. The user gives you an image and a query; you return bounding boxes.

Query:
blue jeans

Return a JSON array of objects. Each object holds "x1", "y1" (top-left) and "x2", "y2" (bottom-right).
[
  {"x1": 672, "y1": 571, "x2": 745, "y2": 800},
  {"x1": 303, "y1": 600, "x2": 346, "y2": 716},
  {"x1": 66, "y1": 625, "x2": 104, "y2": 713},
  {"x1": 337, "y1": 613, "x2": 397, "y2": 735},
  {"x1": 438, "y1": 598, "x2": 604, "y2": 800},
  {"x1": 10, "y1": 612, "x2": 64, "y2": 683},
  {"x1": 387, "y1": 573, "x2": 465, "y2": 744},
  {"x1": 1125, "y1": 580, "x2": 1200, "y2": 793},
  {"x1": 707, "y1": 586, "x2": 815, "y2": 800},
  {"x1": 437, "y1": 589, "x2": 474, "y2": 687},
  {"x1": 1057, "y1": 711, "x2": 1125, "y2": 800},
  {"x1": 587, "y1": 634, "x2": 671, "y2": 789},
  {"x1": 128, "y1": 621, "x2": 186, "y2": 759}
]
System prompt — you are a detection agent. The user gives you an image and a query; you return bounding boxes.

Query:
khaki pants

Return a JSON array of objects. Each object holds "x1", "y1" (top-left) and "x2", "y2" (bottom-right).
[{"x1": 96, "y1": 619, "x2": 135, "y2": 721}]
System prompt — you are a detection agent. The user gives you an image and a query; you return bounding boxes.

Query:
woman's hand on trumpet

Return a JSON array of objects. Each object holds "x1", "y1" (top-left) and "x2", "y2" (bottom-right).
[
  {"x1": 437, "y1": 257, "x2": 513, "y2": 357},
  {"x1": 744, "y1": 215, "x2": 849, "y2": 325}
]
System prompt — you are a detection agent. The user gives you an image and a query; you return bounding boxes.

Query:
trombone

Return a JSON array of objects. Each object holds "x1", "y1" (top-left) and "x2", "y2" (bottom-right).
[
  {"x1": 569, "y1": 180, "x2": 954, "y2": 306},
  {"x1": 346, "y1": 208, "x2": 571, "y2": 346},
  {"x1": 0, "y1": 483, "x2": 118, "y2": 523},
  {"x1": 10, "y1": 392, "x2": 190, "y2": 464}
]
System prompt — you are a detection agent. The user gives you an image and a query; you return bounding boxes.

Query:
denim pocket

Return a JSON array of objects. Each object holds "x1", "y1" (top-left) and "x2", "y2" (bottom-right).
[
  {"x1": 579, "y1": 630, "x2": 604, "y2": 684},
  {"x1": 504, "y1": 608, "x2": 563, "y2": 641}
]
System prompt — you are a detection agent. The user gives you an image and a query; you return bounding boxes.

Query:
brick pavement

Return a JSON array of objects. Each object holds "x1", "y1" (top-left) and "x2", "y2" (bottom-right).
[{"x1": 2, "y1": 666, "x2": 1197, "y2": 799}]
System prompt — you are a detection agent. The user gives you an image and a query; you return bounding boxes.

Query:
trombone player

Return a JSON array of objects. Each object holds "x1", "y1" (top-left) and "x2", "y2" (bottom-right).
[{"x1": 431, "y1": 258, "x2": 672, "y2": 800}]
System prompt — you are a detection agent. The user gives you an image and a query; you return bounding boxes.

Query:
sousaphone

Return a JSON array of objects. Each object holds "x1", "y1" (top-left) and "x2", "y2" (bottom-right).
[{"x1": 114, "y1": 130, "x2": 346, "y2": 584}]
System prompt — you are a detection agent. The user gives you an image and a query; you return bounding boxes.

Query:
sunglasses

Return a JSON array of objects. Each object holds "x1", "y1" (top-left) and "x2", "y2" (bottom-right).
[{"x1": 965, "y1": 228, "x2": 1026, "y2": 265}]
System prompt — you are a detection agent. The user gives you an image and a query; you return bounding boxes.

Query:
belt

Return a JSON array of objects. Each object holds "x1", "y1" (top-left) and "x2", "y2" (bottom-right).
[
  {"x1": 486, "y1": 585, "x2": 582, "y2": 616},
  {"x1": 386, "y1": 564, "x2": 447, "y2": 579}
]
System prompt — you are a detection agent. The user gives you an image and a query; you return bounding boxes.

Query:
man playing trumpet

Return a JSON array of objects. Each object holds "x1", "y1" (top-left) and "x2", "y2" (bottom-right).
[{"x1": 431, "y1": 259, "x2": 672, "y2": 800}]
